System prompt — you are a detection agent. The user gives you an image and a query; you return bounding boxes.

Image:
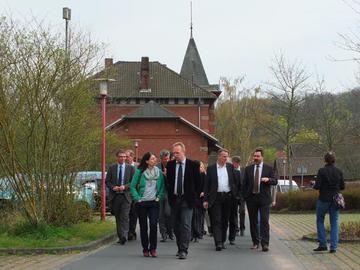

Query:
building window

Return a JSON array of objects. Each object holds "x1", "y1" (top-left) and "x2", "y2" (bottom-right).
[{"x1": 184, "y1": 99, "x2": 189, "y2": 104}]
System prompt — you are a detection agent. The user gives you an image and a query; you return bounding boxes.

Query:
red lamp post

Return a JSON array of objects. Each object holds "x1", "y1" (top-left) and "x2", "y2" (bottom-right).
[{"x1": 96, "y1": 78, "x2": 115, "y2": 221}]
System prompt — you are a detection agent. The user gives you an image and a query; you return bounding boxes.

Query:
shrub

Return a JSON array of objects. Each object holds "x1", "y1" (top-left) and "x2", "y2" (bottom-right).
[
  {"x1": 44, "y1": 199, "x2": 93, "y2": 226},
  {"x1": 275, "y1": 190, "x2": 317, "y2": 211},
  {"x1": 339, "y1": 221, "x2": 360, "y2": 240},
  {"x1": 274, "y1": 186, "x2": 360, "y2": 211}
]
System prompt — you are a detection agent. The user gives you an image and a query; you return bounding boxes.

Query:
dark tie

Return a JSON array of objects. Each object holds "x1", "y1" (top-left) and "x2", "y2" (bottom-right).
[
  {"x1": 177, "y1": 162, "x2": 183, "y2": 196},
  {"x1": 253, "y1": 165, "x2": 260, "y2": 193},
  {"x1": 119, "y1": 165, "x2": 123, "y2": 186}
]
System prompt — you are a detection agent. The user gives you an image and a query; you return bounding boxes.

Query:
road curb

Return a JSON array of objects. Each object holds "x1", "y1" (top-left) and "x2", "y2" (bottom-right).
[
  {"x1": 302, "y1": 234, "x2": 360, "y2": 243},
  {"x1": 0, "y1": 233, "x2": 117, "y2": 255}
]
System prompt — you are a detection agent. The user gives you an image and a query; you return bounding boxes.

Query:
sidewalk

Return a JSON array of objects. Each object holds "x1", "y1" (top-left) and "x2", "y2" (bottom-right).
[
  {"x1": 270, "y1": 213, "x2": 360, "y2": 270},
  {"x1": 0, "y1": 252, "x2": 88, "y2": 270}
]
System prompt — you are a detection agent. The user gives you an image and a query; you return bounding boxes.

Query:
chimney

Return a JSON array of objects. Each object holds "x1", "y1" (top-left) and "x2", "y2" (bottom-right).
[
  {"x1": 140, "y1": 57, "x2": 150, "y2": 90},
  {"x1": 105, "y1": 58, "x2": 113, "y2": 68}
]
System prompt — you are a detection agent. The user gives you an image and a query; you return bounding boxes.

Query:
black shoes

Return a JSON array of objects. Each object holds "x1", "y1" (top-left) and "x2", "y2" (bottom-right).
[
  {"x1": 313, "y1": 246, "x2": 328, "y2": 252},
  {"x1": 329, "y1": 249, "x2": 336, "y2": 253},
  {"x1": 178, "y1": 252, "x2": 187, "y2": 259},
  {"x1": 160, "y1": 233, "x2": 167, "y2": 242},
  {"x1": 168, "y1": 233, "x2": 175, "y2": 240},
  {"x1": 262, "y1": 245, "x2": 269, "y2": 252},
  {"x1": 128, "y1": 232, "x2": 136, "y2": 241},
  {"x1": 240, "y1": 230, "x2": 244, "y2": 237},
  {"x1": 229, "y1": 240, "x2": 235, "y2": 245},
  {"x1": 117, "y1": 237, "x2": 127, "y2": 245},
  {"x1": 215, "y1": 245, "x2": 222, "y2": 251}
]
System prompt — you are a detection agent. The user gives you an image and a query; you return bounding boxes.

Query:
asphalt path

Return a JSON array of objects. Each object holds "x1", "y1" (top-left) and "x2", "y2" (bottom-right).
[{"x1": 61, "y1": 217, "x2": 305, "y2": 270}]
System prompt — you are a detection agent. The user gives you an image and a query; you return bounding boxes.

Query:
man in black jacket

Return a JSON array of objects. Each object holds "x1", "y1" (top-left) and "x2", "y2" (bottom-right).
[
  {"x1": 203, "y1": 149, "x2": 239, "y2": 251},
  {"x1": 242, "y1": 148, "x2": 277, "y2": 252},
  {"x1": 166, "y1": 142, "x2": 201, "y2": 259}
]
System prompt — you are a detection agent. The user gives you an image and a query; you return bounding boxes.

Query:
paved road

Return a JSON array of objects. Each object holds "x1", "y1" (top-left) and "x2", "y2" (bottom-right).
[{"x1": 60, "y1": 220, "x2": 305, "y2": 270}]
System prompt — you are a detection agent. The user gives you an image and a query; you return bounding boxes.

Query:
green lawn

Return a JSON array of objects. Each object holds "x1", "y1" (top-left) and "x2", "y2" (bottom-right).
[{"x1": 0, "y1": 219, "x2": 115, "y2": 248}]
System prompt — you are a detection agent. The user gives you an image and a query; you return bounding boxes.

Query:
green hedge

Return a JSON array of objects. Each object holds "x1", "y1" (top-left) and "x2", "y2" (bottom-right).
[{"x1": 274, "y1": 186, "x2": 360, "y2": 211}]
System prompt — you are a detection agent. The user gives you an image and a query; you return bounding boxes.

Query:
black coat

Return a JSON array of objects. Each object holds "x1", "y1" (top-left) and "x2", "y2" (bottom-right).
[
  {"x1": 166, "y1": 159, "x2": 201, "y2": 208},
  {"x1": 314, "y1": 164, "x2": 345, "y2": 202},
  {"x1": 204, "y1": 162, "x2": 239, "y2": 207},
  {"x1": 242, "y1": 163, "x2": 277, "y2": 205}
]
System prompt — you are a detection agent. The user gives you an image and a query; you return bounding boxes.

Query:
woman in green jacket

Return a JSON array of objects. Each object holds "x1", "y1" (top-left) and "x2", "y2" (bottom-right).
[{"x1": 131, "y1": 152, "x2": 165, "y2": 257}]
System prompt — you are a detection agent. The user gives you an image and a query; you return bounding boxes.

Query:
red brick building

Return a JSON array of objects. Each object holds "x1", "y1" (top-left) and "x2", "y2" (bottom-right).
[{"x1": 95, "y1": 35, "x2": 221, "y2": 163}]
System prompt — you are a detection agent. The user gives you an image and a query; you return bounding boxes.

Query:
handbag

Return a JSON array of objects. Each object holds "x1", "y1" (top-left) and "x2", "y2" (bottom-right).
[{"x1": 333, "y1": 192, "x2": 345, "y2": 209}]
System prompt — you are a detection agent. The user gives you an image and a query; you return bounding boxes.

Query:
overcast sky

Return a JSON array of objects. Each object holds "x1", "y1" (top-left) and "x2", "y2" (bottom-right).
[{"x1": 1, "y1": 0, "x2": 360, "y2": 92}]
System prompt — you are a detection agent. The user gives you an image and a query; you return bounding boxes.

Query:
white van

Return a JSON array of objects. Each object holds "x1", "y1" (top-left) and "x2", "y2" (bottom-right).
[{"x1": 276, "y1": 179, "x2": 299, "y2": 193}]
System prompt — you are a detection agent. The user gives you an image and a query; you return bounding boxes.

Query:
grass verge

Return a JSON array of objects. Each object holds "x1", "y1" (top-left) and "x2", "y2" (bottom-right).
[{"x1": 0, "y1": 219, "x2": 115, "y2": 248}]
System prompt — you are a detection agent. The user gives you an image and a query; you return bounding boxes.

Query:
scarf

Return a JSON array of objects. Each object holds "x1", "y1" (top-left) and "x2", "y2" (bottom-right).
[{"x1": 143, "y1": 166, "x2": 160, "y2": 181}]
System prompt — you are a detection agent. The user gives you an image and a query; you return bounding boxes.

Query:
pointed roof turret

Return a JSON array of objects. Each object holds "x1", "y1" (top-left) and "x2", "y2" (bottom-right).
[{"x1": 180, "y1": 4, "x2": 209, "y2": 86}]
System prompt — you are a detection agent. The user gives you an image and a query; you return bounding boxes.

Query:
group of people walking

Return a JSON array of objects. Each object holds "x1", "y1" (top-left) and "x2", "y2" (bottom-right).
[{"x1": 106, "y1": 142, "x2": 345, "y2": 259}]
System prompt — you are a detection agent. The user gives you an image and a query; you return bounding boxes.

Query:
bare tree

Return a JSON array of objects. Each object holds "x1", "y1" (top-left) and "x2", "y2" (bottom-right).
[
  {"x1": 255, "y1": 54, "x2": 310, "y2": 189},
  {"x1": 0, "y1": 17, "x2": 102, "y2": 225}
]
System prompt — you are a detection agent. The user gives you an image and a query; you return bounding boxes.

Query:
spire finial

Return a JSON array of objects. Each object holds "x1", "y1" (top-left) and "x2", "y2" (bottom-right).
[{"x1": 190, "y1": 1, "x2": 193, "y2": 38}]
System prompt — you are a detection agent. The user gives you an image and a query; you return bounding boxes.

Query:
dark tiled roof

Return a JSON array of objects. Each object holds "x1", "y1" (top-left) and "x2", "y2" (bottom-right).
[
  {"x1": 125, "y1": 101, "x2": 178, "y2": 119},
  {"x1": 180, "y1": 38, "x2": 209, "y2": 86},
  {"x1": 291, "y1": 144, "x2": 325, "y2": 157},
  {"x1": 95, "y1": 61, "x2": 216, "y2": 99}
]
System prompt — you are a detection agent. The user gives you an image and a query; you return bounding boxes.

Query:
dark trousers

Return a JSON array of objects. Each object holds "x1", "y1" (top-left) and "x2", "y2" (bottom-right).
[
  {"x1": 129, "y1": 202, "x2": 138, "y2": 236},
  {"x1": 192, "y1": 207, "x2": 204, "y2": 238},
  {"x1": 228, "y1": 198, "x2": 239, "y2": 241},
  {"x1": 171, "y1": 197, "x2": 193, "y2": 254},
  {"x1": 209, "y1": 192, "x2": 232, "y2": 246},
  {"x1": 136, "y1": 200, "x2": 160, "y2": 251},
  {"x1": 112, "y1": 194, "x2": 131, "y2": 240},
  {"x1": 159, "y1": 194, "x2": 173, "y2": 237},
  {"x1": 239, "y1": 199, "x2": 246, "y2": 231},
  {"x1": 246, "y1": 195, "x2": 270, "y2": 246}
]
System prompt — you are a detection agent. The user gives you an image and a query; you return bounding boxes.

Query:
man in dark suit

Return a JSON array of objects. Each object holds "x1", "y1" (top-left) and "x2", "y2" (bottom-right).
[
  {"x1": 106, "y1": 149, "x2": 135, "y2": 245},
  {"x1": 166, "y1": 142, "x2": 201, "y2": 259},
  {"x1": 203, "y1": 149, "x2": 239, "y2": 251},
  {"x1": 228, "y1": 155, "x2": 243, "y2": 244},
  {"x1": 243, "y1": 148, "x2": 277, "y2": 252}
]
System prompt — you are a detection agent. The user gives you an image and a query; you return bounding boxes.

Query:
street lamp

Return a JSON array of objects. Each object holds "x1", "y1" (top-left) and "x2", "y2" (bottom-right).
[
  {"x1": 62, "y1": 7, "x2": 71, "y2": 52},
  {"x1": 96, "y1": 78, "x2": 115, "y2": 221},
  {"x1": 134, "y1": 141, "x2": 139, "y2": 165},
  {"x1": 282, "y1": 159, "x2": 286, "y2": 180}
]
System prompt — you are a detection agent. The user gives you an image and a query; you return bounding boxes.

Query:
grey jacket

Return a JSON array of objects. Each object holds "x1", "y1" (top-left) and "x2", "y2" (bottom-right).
[{"x1": 106, "y1": 163, "x2": 135, "y2": 203}]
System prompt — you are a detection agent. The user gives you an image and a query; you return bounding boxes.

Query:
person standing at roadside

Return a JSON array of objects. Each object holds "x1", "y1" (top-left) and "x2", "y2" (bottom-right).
[{"x1": 313, "y1": 152, "x2": 345, "y2": 254}]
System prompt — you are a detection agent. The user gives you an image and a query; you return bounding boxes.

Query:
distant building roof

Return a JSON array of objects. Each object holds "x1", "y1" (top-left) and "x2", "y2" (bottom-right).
[
  {"x1": 275, "y1": 157, "x2": 324, "y2": 176},
  {"x1": 95, "y1": 61, "x2": 217, "y2": 99}
]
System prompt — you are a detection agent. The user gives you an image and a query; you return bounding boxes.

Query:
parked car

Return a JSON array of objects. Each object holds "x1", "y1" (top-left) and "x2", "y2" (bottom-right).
[
  {"x1": 276, "y1": 179, "x2": 299, "y2": 193},
  {"x1": 74, "y1": 171, "x2": 111, "y2": 211},
  {"x1": 0, "y1": 177, "x2": 15, "y2": 203}
]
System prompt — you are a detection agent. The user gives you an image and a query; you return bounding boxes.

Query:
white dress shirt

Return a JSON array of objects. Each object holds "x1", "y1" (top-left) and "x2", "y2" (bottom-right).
[{"x1": 217, "y1": 163, "x2": 230, "y2": 192}]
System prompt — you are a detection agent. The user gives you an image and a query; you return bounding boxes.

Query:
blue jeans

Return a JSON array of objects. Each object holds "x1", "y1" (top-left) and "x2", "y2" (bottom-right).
[{"x1": 316, "y1": 199, "x2": 339, "y2": 250}]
